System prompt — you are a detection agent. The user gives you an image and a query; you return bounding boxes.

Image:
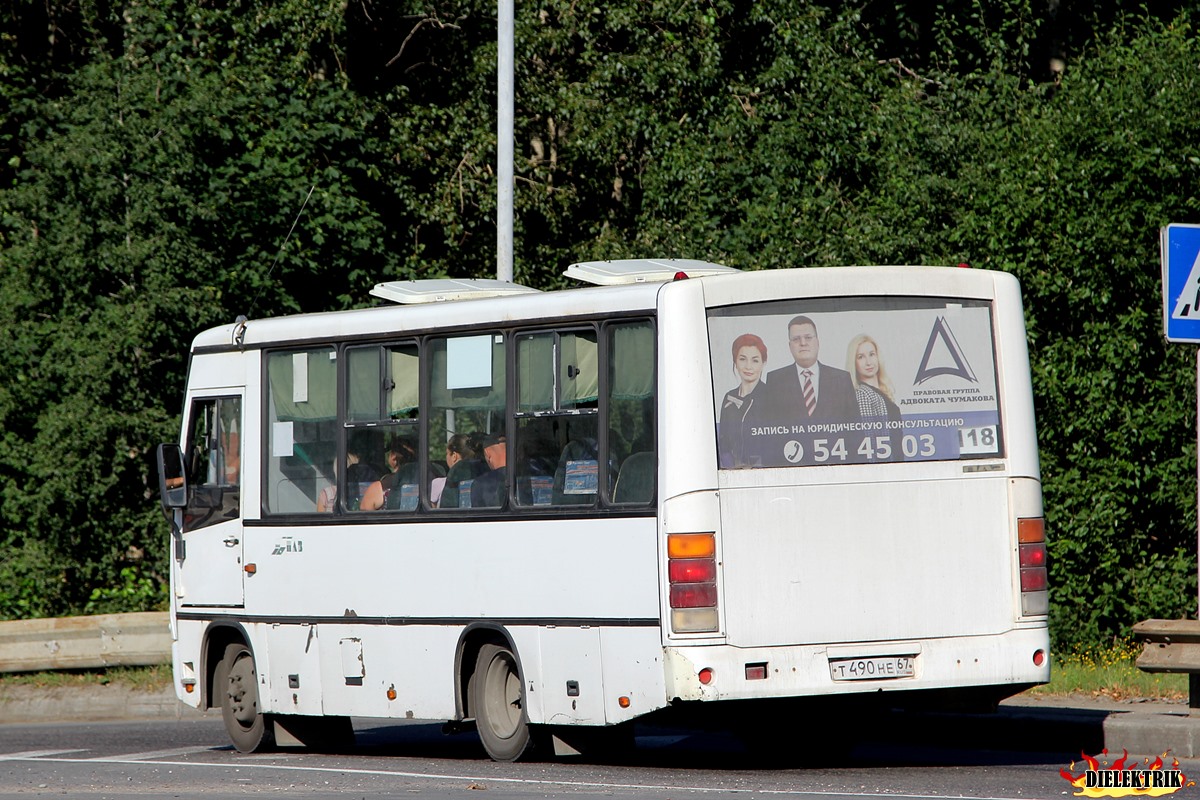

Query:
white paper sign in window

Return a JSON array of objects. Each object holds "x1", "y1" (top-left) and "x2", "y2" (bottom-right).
[
  {"x1": 271, "y1": 421, "x2": 295, "y2": 458},
  {"x1": 446, "y1": 335, "x2": 494, "y2": 390}
]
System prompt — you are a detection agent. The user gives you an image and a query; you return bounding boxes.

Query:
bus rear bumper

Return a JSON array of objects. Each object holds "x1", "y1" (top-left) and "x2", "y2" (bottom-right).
[{"x1": 663, "y1": 626, "x2": 1050, "y2": 703}]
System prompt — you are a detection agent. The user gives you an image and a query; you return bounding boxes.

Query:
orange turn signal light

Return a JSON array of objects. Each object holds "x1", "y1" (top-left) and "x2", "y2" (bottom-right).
[
  {"x1": 1017, "y1": 518, "x2": 1044, "y2": 544},
  {"x1": 667, "y1": 533, "x2": 715, "y2": 559}
]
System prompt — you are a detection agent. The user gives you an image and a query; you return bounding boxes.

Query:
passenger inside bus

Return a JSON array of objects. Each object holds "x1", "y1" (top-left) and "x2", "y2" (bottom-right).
[
  {"x1": 360, "y1": 436, "x2": 418, "y2": 511},
  {"x1": 345, "y1": 432, "x2": 384, "y2": 511},
  {"x1": 317, "y1": 461, "x2": 337, "y2": 512},
  {"x1": 470, "y1": 433, "x2": 507, "y2": 508},
  {"x1": 438, "y1": 434, "x2": 487, "y2": 508},
  {"x1": 435, "y1": 434, "x2": 481, "y2": 507}
]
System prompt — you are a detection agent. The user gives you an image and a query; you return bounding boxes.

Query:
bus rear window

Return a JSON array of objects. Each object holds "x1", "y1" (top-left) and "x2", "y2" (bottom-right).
[{"x1": 707, "y1": 296, "x2": 1001, "y2": 468}]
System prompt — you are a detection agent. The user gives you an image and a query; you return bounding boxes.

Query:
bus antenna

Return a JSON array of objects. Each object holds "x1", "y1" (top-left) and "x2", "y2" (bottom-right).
[{"x1": 246, "y1": 184, "x2": 317, "y2": 319}]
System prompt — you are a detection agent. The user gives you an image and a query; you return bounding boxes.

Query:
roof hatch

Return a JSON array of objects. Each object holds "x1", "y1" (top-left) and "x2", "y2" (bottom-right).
[
  {"x1": 564, "y1": 259, "x2": 739, "y2": 286},
  {"x1": 370, "y1": 279, "x2": 541, "y2": 304}
]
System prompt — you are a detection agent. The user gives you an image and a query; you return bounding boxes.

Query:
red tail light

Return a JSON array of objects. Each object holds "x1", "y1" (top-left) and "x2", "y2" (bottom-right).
[
  {"x1": 670, "y1": 583, "x2": 718, "y2": 608},
  {"x1": 1020, "y1": 568, "x2": 1048, "y2": 592},
  {"x1": 668, "y1": 558, "x2": 717, "y2": 583},
  {"x1": 1019, "y1": 543, "x2": 1046, "y2": 568},
  {"x1": 1017, "y1": 517, "x2": 1048, "y2": 616},
  {"x1": 668, "y1": 533, "x2": 718, "y2": 633}
]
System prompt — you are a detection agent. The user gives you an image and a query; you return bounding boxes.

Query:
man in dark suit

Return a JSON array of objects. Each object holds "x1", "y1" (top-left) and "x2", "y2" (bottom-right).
[{"x1": 764, "y1": 315, "x2": 861, "y2": 425}]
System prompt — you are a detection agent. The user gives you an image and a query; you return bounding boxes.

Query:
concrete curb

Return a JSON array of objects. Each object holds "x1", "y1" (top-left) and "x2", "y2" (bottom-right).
[
  {"x1": 983, "y1": 698, "x2": 1200, "y2": 759},
  {"x1": 1104, "y1": 710, "x2": 1200, "y2": 759}
]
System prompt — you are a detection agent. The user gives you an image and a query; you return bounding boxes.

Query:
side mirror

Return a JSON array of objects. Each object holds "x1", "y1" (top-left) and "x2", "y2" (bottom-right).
[{"x1": 157, "y1": 443, "x2": 188, "y2": 509}]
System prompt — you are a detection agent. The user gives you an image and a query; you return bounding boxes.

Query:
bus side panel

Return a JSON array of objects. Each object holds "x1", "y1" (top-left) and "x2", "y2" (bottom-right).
[
  {"x1": 599, "y1": 627, "x2": 668, "y2": 724},
  {"x1": 316, "y1": 625, "x2": 461, "y2": 720},
  {"x1": 171, "y1": 620, "x2": 205, "y2": 708},
  {"x1": 243, "y1": 519, "x2": 659, "y2": 622},
  {"x1": 521, "y1": 625, "x2": 669, "y2": 726},
  {"x1": 264, "y1": 623, "x2": 323, "y2": 716},
  {"x1": 239, "y1": 517, "x2": 660, "y2": 723},
  {"x1": 536, "y1": 627, "x2": 604, "y2": 725}
]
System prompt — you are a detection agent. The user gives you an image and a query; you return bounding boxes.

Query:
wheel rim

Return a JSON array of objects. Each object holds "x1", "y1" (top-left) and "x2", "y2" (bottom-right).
[
  {"x1": 481, "y1": 652, "x2": 522, "y2": 739},
  {"x1": 226, "y1": 652, "x2": 259, "y2": 729}
]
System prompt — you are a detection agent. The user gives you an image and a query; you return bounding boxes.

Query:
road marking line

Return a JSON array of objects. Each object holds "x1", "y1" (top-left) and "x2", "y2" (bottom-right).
[
  {"x1": 88, "y1": 746, "x2": 214, "y2": 762},
  {"x1": 0, "y1": 750, "x2": 87, "y2": 760},
  {"x1": 14, "y1": 754, "x2": 1047, "y2": 799}
]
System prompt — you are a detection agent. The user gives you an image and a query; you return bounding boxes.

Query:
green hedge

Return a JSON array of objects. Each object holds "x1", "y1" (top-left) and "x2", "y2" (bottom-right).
[{"x1": 0, "y1": 2, "x2": 1197, "y2": 650}]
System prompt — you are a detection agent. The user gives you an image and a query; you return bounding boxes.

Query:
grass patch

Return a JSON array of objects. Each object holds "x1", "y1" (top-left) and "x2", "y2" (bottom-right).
[
  {"x1": 1029, "y1": 643, "x2": 1188, "y2": 701},
  {"x1": 0, "y1": 664, "x2": 172, "y2": 692}
]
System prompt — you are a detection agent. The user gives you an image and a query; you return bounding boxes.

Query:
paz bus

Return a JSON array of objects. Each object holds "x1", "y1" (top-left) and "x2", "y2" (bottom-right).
[{"x1": 156, "y1": 260, "x2": 1050, "y2": 760}]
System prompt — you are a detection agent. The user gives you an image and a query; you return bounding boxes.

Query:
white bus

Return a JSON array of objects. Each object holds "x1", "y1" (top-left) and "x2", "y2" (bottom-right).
[{"x1": 156, "y1": 260, "x2": 1050, "y2": 761}]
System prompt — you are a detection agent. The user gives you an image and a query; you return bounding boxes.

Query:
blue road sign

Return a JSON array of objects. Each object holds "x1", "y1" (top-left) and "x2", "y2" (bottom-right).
[{"x1": 1162, "y1": 223, "x2": 1200, "y2": 343}]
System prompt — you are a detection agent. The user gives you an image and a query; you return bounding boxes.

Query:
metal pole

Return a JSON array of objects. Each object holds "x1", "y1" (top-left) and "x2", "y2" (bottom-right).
[{"x1": 497, "y1": 0, "x2": 514, "y2": 283}]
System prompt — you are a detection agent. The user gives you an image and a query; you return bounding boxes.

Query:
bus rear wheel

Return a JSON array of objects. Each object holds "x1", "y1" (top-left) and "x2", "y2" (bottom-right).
[
  {"x1": 473, "y1": 644, "x2": 534, "y2": 761},
  {"x1": 221, "y1": 643, "x2": 274, "y2": 753}
]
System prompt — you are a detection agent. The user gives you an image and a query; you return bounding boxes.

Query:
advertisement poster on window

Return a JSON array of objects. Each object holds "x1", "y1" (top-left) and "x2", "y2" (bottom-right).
[{"x1": 708, "y1": 298, "x2": 1001, "y2": 468}]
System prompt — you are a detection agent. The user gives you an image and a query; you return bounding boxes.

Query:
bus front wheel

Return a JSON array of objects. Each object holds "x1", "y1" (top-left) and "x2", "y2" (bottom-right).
[
  {"x1": 220, "y1": 643, "x2": 274, "y2": 753},
  {"x1": 473, "y1": 644, "x2": 534, "y2": 761}
]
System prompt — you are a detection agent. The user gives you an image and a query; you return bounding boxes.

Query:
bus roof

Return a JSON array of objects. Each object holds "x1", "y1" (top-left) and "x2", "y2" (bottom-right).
[
  {"x1": 191, "y1": 279, "x2": 668, "y2": 352},
  {"x1": 191, "y1": 264, "x2": 1014, "y2": 352}
]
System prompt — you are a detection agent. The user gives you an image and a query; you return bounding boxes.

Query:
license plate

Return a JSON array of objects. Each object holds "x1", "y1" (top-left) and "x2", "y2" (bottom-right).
[{"x1": 828, "y1": 655, "x2": 916, "y2": 681}]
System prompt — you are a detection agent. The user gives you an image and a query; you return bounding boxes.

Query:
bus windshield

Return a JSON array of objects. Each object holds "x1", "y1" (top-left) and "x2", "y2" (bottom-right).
[{"x1": 707, "y1": 296, "x2": 1001, "y2": 468}]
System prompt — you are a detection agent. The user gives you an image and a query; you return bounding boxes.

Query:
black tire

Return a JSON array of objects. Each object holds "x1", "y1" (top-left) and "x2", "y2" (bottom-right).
[
  {"x1": 220, "y1": 643, "x2": 274, "y2": 753},
  {"x1": 473, "y1": 643, "x2": 534, "y2": 762},
  {"x1": 211, "y1": 650, "x2": 230, "y2": 714}
]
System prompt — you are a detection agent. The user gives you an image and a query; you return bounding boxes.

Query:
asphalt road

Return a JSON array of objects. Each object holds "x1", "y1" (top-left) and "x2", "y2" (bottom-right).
[{"x1": 0, "y1": 713, "x2": 1145, "y2": 800}]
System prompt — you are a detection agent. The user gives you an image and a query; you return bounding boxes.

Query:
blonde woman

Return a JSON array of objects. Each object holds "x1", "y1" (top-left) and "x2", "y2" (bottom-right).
[{"x1": 846, "y1": 334, "x2": 899, "y2": 421}]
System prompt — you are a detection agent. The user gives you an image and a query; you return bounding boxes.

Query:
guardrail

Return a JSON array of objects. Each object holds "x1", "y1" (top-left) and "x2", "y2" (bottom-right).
[
  {"x1": 0, "y1": 612, "x2": 171, "y2": 673},
  {"x1": 1133, "y1": 617, "x2": 1200, "y2": 709}
]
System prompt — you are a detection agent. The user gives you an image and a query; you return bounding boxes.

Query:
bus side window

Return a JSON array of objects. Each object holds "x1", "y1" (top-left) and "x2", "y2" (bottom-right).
[
  {"x1": 606, "y1": 320, "x2": 655, "y2": 505},
  {"x1": 429, "y1": 333, "x2": 507, "y2": 510},
  {"x1": 514, "y1": 329, "x2": 599, "y2": 508},
  {"x1": 345, "y1": 342, "x2": 420, "y2": 512},
  {"x1": 264, "y1": 348, "x2": 338, "y2": 515},
  {"x1": 183, "y1": 396, "x2": 241, "y2": 531}
]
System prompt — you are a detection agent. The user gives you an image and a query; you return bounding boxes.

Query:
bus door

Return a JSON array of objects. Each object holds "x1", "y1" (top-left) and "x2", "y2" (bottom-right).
[{"x1": 176, "y1": 394, "x2": 245, "y2": 608}]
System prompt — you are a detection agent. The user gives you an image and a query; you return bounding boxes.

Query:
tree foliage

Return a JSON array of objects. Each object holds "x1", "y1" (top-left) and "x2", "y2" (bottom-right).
[{"x1": 0, "y1": 0, "x2": 1198, "y2": 652}]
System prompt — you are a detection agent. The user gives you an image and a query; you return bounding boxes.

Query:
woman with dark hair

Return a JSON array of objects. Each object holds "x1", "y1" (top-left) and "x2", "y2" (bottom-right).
[
  {"x1": 359, "y1": 435, "x2": 418, "y2": 511},
  {"x1": 437, "y1": 433, "x2": 488, "y2": 508},
  {"x1": 718, "y1": 333, "x2": 768, "y2": 468},
  {"x1": 344, "y1": 431, "x2": 385, "y2": 511}
]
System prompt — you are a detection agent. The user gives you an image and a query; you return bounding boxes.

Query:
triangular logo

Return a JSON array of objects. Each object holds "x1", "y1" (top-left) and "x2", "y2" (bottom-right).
[
  {"x1": 914, "y1": 316, "x2": 977, "y2": 385},
  {"x1": 1172, "y1": 247, "x2": 1200, "y2": 319}
]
